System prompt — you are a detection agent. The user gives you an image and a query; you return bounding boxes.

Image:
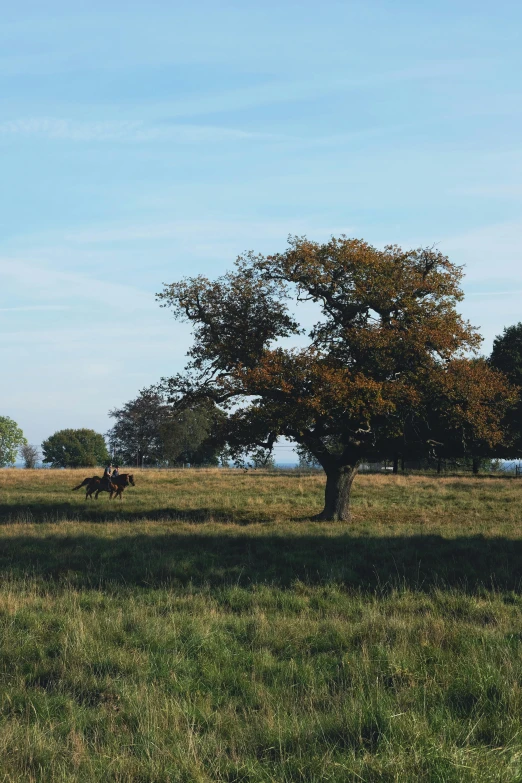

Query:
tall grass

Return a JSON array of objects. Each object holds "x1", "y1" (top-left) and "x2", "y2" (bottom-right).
[{"x1": 0, "y1": 469, "x2": 521, "y2": 781}]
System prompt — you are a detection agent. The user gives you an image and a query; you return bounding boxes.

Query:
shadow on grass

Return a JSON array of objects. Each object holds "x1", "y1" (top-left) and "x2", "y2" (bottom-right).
[
  {"x1": 0, "y1": 530, "x2": 521, "y2": 594},
  {"x1": 0, "y1": 502, "x2": 273, "y2": 525}
]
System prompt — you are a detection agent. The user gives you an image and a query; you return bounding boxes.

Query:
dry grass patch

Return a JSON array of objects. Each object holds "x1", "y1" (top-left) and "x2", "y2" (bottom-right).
[
  {"x1": 0, "y1": 470, "x2": 521, "y2": 780},
  {"x1": 1, "y1": 468, "x2": 521, "y2": 531}
]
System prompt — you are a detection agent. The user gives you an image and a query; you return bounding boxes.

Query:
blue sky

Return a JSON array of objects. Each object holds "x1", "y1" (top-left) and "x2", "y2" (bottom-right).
[{"x1": 1, "y1": 1, "x2": 521, "y2": 459}]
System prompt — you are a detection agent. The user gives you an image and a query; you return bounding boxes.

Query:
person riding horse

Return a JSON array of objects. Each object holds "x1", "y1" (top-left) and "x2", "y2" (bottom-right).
[
  {"x1": 102, "y1": 464, "x2": 114, "y2": 492},
  {"x1": 72, "y1": 470, "x2": 135, "y2": 500}
]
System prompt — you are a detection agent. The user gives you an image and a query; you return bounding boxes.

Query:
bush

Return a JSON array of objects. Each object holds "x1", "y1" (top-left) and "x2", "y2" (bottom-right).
[
  {"x1": 20, "y1": 444, "x2": 40, "y2": 469},
  {"x1": 42, "y1": 429, "x2": 110, "y2": 468}
]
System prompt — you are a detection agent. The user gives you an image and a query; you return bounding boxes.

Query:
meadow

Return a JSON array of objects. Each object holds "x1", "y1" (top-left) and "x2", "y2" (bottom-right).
[{"x1": 0, "y1": 468, "x2": 521, "y2": 782}]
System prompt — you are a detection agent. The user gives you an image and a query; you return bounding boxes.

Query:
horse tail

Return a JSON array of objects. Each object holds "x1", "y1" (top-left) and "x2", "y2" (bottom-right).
[{"x1": 72, "y1": 478, "x2": 90, "y2": 491}]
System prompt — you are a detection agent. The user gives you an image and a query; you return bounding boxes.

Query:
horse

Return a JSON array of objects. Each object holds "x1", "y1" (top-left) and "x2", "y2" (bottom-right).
[
  {"x1": 72, "y1": 475, "x2": 110, "y2": 501},
  {"x1": 72, "y1": 475, "x2": 135, "y2": 501},
  {"x1": 95, "y1": 473, "x2": 135, "y2": 501}
]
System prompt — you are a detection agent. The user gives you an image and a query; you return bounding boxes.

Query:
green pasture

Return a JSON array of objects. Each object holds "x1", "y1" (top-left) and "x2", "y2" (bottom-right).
[{"x1": 0, "y1": 469, "x2": 521, "y2": 781}]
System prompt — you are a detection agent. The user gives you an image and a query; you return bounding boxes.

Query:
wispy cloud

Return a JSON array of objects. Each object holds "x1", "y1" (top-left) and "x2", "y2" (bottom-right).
[
  {"x1": 0, "y1": 115, "x2": 397, "y2": 149},
  {"x1": 452, "y1": 184, "x2": 522, "y2": 198},
  {"x1": 63, "y1": 218, "x2": 350, "y2": 245},
  {"x1": 0, "y1": 258, "x2": 154, "y2": 311},
  {"x1": 465, "y1": 290, "x2": 522, "y2": 297},
  {"x1": 131, "y1": 61, "x2": 482, "y2": 121},
  {"x1": 63, "y1": 218, "x2": 295, "y2": 244},
  {"x1": 0, "y1": 58, "x2": 478, "y2": 146},
  {"x1": 0, "y1": 117, "x2": 280, "y2": 144},
  {"x1": 0, "y1": 322, "x2": 175, "y2": 346},
  {"x1": 438, "y1": 219, "x2": 522, "y2": 282},
  {"x1": 0, "y1": 305, "x2": 71, "y2": 312}
]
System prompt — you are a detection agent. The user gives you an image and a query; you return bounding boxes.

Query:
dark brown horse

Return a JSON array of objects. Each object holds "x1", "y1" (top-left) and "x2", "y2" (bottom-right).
[
  {"x1": 72, "y1": 474, "x2": 135, "y2": 501},
  {"x1": 95, "y1": 473, "x2": 136, "y2": 501},
  {"x1": 72, "y1": 475, "x2": 108, "y2": 500}
]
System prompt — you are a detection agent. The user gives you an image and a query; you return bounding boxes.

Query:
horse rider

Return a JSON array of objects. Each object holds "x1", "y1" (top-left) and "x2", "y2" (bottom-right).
[
  {"x1": 103, "y1": 463, "x2": 113, "y2": 490},
  {"x1": 112, "y1": 465, "x2": 120, "y2": 478}
]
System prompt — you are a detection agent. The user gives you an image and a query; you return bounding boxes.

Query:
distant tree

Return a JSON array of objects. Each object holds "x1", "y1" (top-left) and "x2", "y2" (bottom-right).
[
  {"x1": 296, "y1": 444, "x2": 321, "y2": 469},
  {"x1": 107, "y1": 387, "x2": 225, "y2": 466},
  {"x1": 381, "y1": 356, "x2": 516, "y2": 474},
  {"x1": 20, "y1": 444, "x2": 40, "y2": 469},
  {"x1": 108, "y1": 388, "x2": 167, "y2": 466},
  {"x1": 158, "y1": 236, "x2": 516, "y2": 521},
  {"x1": 491, "y1": 323, "x2": 522, "y2": 383},
  {"x1": 160, "y1": 402, "x2": 225, "y2": 466},
  {"x1": 42, "y1": 429, "x2": 110, "y2": 468},
  {"x1": 248, "y1": 447, "x2": 276, "y2": 469},
  {"x1": 0, "y1": 416, "x2": 27, "y2": 467},
  {"x1": 489, "y1": 322, "x2": 522, "y2": 457}
]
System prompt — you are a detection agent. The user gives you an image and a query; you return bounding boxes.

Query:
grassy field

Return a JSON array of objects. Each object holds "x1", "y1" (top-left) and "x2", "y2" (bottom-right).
[{"x1": 0, "y1": 469, "x2": 521, "y2": 782}]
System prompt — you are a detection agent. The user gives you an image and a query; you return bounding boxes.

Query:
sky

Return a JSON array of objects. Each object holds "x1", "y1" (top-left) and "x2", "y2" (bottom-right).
[{"x1": 1, "y1": 1, "x2": 521, "y2": 462}]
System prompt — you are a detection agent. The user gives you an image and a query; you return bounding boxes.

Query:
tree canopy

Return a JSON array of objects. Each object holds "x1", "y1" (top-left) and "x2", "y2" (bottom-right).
[
  {"x1": 107, "y1": 387, "x2": 225, "y2": 467},
  {"x1": 158, "y1": 236, "x2": 516, "y2": 520},
  {"x1": 0, "y1": 416, "x2": 27, "y2": 467},
  {"x1": 490, "y1": 322, "x2": 522, "y2": 457},
  {"x1": 107, "y1": 388, "x2": 166, "y2": 467},
  {"x1": 42, "y1": 429, "x2": 110, "y2": 468}
]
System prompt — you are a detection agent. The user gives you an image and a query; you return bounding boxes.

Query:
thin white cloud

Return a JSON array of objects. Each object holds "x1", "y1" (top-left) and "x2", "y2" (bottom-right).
[
  {"x1": 0, "y1": 305, "x2": 71, "y2": 312},
  {"x1": 465, "y1": 290, "x2": 522, "y2": 297},
  {"x1": 63, "y1": 218, "x2": 350, "y2": 245},
  {"x1": 0, "y1": 258, "x2": 154, "y2": 310},
  {"x1": 0, "y1": 117, "x2": 281, "y2": 144},
  {"x1": 64, "y1": 218, "x2": 293, "y2": 243},
  {"x1": 0, "y1": 115, "x2": 405, "y2": 149},
  {"x1": 125, "y1": 60, "x2": 483, "y2": 120},
  {"x1": 431, "y1": 219, "x2": 522, "y2": 283},
  {"x1": 452, "y1": 184, "x2": 522, "y2": 198},
  {"x1": 0, "y1": 321, "x2": 171, "y2": 344},
  {"x1": 0, "y1": 59, "x2": 480, "y2": 145}
]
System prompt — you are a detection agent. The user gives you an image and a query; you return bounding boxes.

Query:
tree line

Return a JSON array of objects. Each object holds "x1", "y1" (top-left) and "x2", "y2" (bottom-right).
[
  {"x1": 1, "y1": 237, "x2": 522, "y2": 520},
  {"x1": 0, "y1": 397, "x2": 225, "y2": 470}
]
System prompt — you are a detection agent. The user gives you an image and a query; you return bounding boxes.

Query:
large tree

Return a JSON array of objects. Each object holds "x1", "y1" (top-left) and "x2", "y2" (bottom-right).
[
  {"x1": 158, "y1": 236, "x2": 515, "y2": 520},
  {"x1": 0, "y1": 416, "x2": 27, "y2": 467},
  {"x1": 42, "y1": 429, "x2": 110, "y2": 468},
  {"x1": 489, "y1": 322, "x2": 522, "y2": 457}
]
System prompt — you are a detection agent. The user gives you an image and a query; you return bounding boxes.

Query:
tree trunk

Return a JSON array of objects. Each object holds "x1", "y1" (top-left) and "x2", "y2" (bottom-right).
[
  {"x1": 437, "y1": 457, "x2": 442, "y2": 475},
  {"x1": 315, "y1": 465, "x2": 359, "y2": 522},
  {"x1": 393, "y1": 454, "x2": 399, "y2": 474},
  {"x1": 472, "y1": 457, "x2": 480, "y2": 475}
]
